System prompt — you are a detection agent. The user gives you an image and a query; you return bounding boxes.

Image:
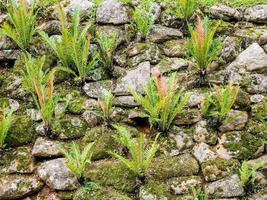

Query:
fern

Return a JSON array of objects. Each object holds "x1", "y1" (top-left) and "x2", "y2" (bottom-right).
[
  {"x1": 201, "y1": 84, "x2": 240, "y2": 122},
  {"x1": 130, "y1": 71, "x2": 188, "y2": 132},
  {"x1": 186, "y1": 16, "x2": 222, "y2": 85},
  {"x1": 176, "y1": 0, "x2": 198, "y2": 21},
  {"x1": 61, "y1": 142, "x2": 94, "y2": 180},
  {"x1": 109, "y1": 124, "x2": 159, "y2": 177},
  {"x1": 22, "y1": 53, "x2": 72, "y2": 135},
  {"x1": 191, "y1": 187, "x2": 208, "y2": 200},
  {"x1": 97, "y1": 91, "x2": 114, "y2": 124},
  {"x1": 0, "y1": 0, "x2": 37, "y2": 51},
  {"x1": 0, "y1": 105, "x2": 13, "y2": 148},
  {"x1": 239, "y1": 161, "x2": 263, "y2": 191},
  {"x1": 133, "y1": 0, "x2": 154, "y2": 40}
]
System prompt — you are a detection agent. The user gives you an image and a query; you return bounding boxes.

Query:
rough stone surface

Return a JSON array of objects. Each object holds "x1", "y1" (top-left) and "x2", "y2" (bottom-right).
[
  {"x1": 147, "y1": 25, "x2": 183, "y2": 43},
  {"x1": 96, "y1": 0, "x2": 129, "y2": 24},
  {"x1": 115, "y1": 96, "x2": 139, "y2": 107},
  {"x1": 206, "y1": 174, "x2": 245, "y2": 198},
  {"x1": 0, "y1": 50, "x2": 21, "y2": 61},
  {"x1": 0, "y1": 175, "x2": 43, "y2": 200},
  {"x1": 114, "y1": 61, "x2": 150, "y2": 95},
  {"x1": 154, "y1": 58, "x2": 189, "y2": 74},
  {"x1": 244, "y1": 5, "x2": 267, "y2": 23},
  {"x1": 83, "y1": 80, "x2": 114, "y2": 98},
  {"x1": 192, "y1": 142, "x2": 217, "y2": 163},
  {"x1": 32, "y1": 137, "x2": 63, "y2": 157},
  {"x1": 227, "y1": 43, "x2": 267, "y2": 73},
  {"x1": 247, "y1": 74, "x2": 267, "y2": 94},
  {"x1": 210, "y1": 5, "x2": 242, "y2": 21},
  {"x1": 37, "y1": 158, "x2": 79, "y2": 191},
  {"x1": 65, "y1": 0, "x2": 93, "y2": 16},
  {"x1": 219, "y1": 110, "x2": 248, "y2": 132},
  {"x1": 168, "y1": 176, "x2": 202, "y2": 195}
]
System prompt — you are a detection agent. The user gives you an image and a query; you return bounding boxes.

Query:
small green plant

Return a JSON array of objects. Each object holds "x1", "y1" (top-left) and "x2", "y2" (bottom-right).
[
  {"x1": 96, "y1": 32, "x2": 117, "y2": 74},
  {"x1": 120, "y1": 0, "x2": 131, "y2": 5},
  {"x1": 0, "y1": 0, "x2": 37, "y2": 51},
  {"x1": 130, "y1": 70, "x2": 188, "y2": 133},
  {"x1": 191, "y1": 187, "x2": 208, "y2": 200},
  {"x1": 133, "y1": 0, "x2": 154, "y2": 41},
  {"x1": 109, "y1": 125, "x2": 159, "y2": 179},
  {"x1": 60, "y1": 142, "x2": 94, "y2": 181},
  {"x1": 22, "y1": 54, "x2": 71, "y2": 136},
  {"x1": 0, "y1": 105, "x2": 13, "y2": 148},
  {"x1": 186, "y1": 16, "x2": 222, "y2": 86},
  {"x1": 201, "y1": 84, "x2": 240, "y2": 123},
  {"x1": 97, "y1": 91, "x2": 115, "y2": 124},
  {"x1": 176, "y1": 0, "x2": 198, "y2": 22},
  {"x1": 239, "y1": 161, "x2": 263, "y2": 192}
]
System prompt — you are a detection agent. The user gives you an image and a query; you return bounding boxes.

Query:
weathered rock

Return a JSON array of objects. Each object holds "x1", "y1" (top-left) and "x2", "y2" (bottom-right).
[
  {"x1": 247, "y1": 154, "x2": 267, "y2": 171},
  {"x1": 1, "y1": 146, "x2": 35, "y2": 174},
  {"x1": 26, "y1": 109, "x2": 41, "y2": 121},
  {"x1": 168, "y1": 176, "x2": 202, "y2": 195},
  {"x1": 221, "y1": 37, "x2": 241, "y2": 63},
  {"x1": 84, "y1": 160, "x2": 136, "y2": 192},
  {"x1": 82, "y1": 110, "x2": 100, "y2": 128},
  {"x1": 174, "y1": 109, "x2": 202, "y2": 125},
  {"x1": 160, "y1": 39, "x2": 185, "y2": 57},
  {"x1": 194, "y1": 121, "x2": 217, "y2": 145},
  {"x1": 227, "y1": 43, "x2": 267, "y2": 73},
  {"x1": 96, "y1": 0, "x2": 129, "y2": 24},
  {"x1": 247, "y1": 74, "x2": 267, "y2": 94},
  {"x1": 250, "y1": 94, "x2": 265, "y2": 103},
  {"x1": 234, "y1": 27, "x2": 267, "y2": 45},
  {"x1": 36, "y1": 186, "x2": 61, "y2": 200},
  {"x1": 37, "y1": 158, "x2": 79, "y2": 191},
  {"x1": 219, "y1": 110, "x2": 248, "y2": 132},
  {"x1": 201, "y1": 159, "x2": 240, "y2": 182},
  {"x1": 38, "y1": 20, "x2": 60, "y2": 35},
  {"x1": 115, "y1": 96, "x2": 139, "y2": 107},
  {"x1": 0, "y1": 175, "x2": 43, "y2": 200},
  {"x1": 32, "y1": 137, "x2": 64, "y2": 157},
  {"x1": 187, "y1": 91, "x2": 204, "y2": 107},
  {"x1": 65, "y1": 0, "x2": 93, "y2": 16},
  {"x1": 244, "y1": 5, "x2": 267, "y2": 23},
  {"x1": 151, "y1": 154, "x2": 199, "y2": 180},
  {"x1": 147, "y1": 25, "x2": 183, "y2": 43},
  {"x1": 0, "y1": 49, "x2": 21, "y2": 61},
  {"x1": 249, "y1": 193, "x2": 267, "y2": 200},
  {"x1": 0, "y1": 98, "x2": 19, "y2": 112},
  {"x1": 153, "y1": 58, "x2": 189, "y2": 74},
  {"x1": 114, "y1": 61, "x2": 150, "y2": 95},
  {"x1": 192, "y1": 142, "x2": 217, "y2": 163},
  {"x1": 209, "y1": 5, "x2": 242, "y2": 21},
  {"x1": 83, "y1": 80, "x2": 114, "y2": 98},
  {"x1": 0, "y1": 37, "x2": 17, "y2": 50},
  {"x1": 206, "y1": 174, "x2": 245, "y2": 198},
  {"x1": 139, "y1": 180, "x2": 170, "y2": 200}
]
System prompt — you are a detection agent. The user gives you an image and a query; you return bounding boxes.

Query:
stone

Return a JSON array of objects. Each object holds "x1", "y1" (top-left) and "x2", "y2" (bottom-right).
[
  {"x1": 206, "y1": 174, "x2": 245, "y2": 198},
  {"x1": 1, "y1": 146, "x2": 35, "y2": 174},
  {"x1": 174, "y1": 109, "x2": 202, "y2": 125},
  {"x1": 201, "y1": 159, "x2": 240, "y2": 182},
  {"x1": 160, "y1": 39, "x2": 185, "y2": 57},
  {"x1": 32, "y1": 137, "x2": 64, "y2": 157},
  {"x1": 192, "y1": 142, "x2": 217, "y2": 163},
  {"x1": 247, "y1": 155, "x2": 267, "y2": 171},
  {"x1": 147, "y1": 25, "x2": 183, "y2": 43},
  {"x1": 83, "y1": 80, "x2": 114, "y2": 98},
  {"x1": 249, "y1": 193, "x2": 267, "y2": 200},
  {"x1": 151, "y1": 154, "x2": 199, "y2": 180},
  {"x1": 244, "y1": 5, "x2": 267, "y2": 23},
  {"x1": 84, "y1": 160, "x2": 136, "y2": 192},
  {"x1": 234, "y1": 27, "x2": 267, "y2": 45},
  {"x1": 26, "y1": 109, "x2": 41, "y2": 121},
  {"x1": 194, "y1": 121, "x2": 217, "y2": 145},
  {"x1": 221, "y1": 37, "x2": 241, "y2": 63},
  {"x1": 65, "y1": 0, "x2": 93, "y2": 16},
  {"x1": 96, "y1": 0, "x2": 129, "y2": 24},
  {"x1": 0, "y1": 37, "x2": 17, "y2": 50},
  {"x1": 187, "y1": 91, "x2": 204, "y2": 107},
  {"x1": 37, "y1": 158, "x2": 79, "y2": 191},
  {"x1": 247, "y1": 74, "x2": 267, "y2": 94},
  {"x1": 153, "y1": 58, "x2": 189, "y2": 74},
  {"x1": 139, "y1": 180, "x2": 170, "y2": 200},
  {"x1": 115, "y1": 96, "x2": 139, "y2": 107},
  {"x1": 114, "y1": 61, "x2": 150, "y2": 95},
  {"x1": 219, "y1": 110, "x2": 248, "y2": 132},
  {"x1": 0, "y1": 175, "x2": 43, "y2": 200},
  {"x1": 250, "y1": 94, "x2": 265, "y2": 103},
  {"x1": 0, "y1": 98, "x2": 19, "y2": 112},
  {"x1": 209, "y1": 5, "x2": 242, "y2": 21},
  {"x1": 227, "y1": 43, "x2": 267, "y2": 73},
  {"x1": 168, "y1": 176, "x2": 202, "y2": 195},
  {"x1": 38, "y1": 20, "x2": 60, "y2": 35},
  {"x1": 0, "y1": 50, "x2": 21, "y2": 61}
]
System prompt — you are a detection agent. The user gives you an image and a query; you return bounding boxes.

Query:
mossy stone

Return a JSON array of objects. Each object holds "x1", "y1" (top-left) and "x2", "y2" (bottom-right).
[
  {"x1": 67, "y1": 97, "x2": 86, "y2": 115},
  {"x1": 52, "y1": 116, "x2": 87, "y2": 139},
  {"x1": 150, "y1": 154, "x2": 199, "y2": 181},
  {"x1": 236, "y1": 89, "x2": 251, "y2": 110},
  {"x1": 5, "y1": 115, "x2": 34, "y2": 147},
  {"x1": 84, "y1": 160, "x2": 136, "y2": 193},
  {"x1": 201, "y1": 159, "x2": 240, "y2": 182},
  {"x1": 73, "y1": 186, "x2": 133, "y2": 200}
]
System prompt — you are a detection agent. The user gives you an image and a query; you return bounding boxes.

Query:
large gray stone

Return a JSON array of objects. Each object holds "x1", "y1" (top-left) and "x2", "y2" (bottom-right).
[
  {"x1": 83, "y1": 80, "x2": 114, "y2": 98},
  {"x1": 206, "y1": 174, "x2": 245, "y2": 198},
  {"x1": 147, "y1": 25, "x2": 183, "y2": 43},
  {"x1": 192, "y1": 142, "x2": 217, "y2": 163},
  {"x1": 65, "y1": 0, "x2": 93, "y2": 16},
  {"x1": 37, "y1": 158, "x2": 79, "y2": 190},
  {"x1": 210, "y1": 5, "x2": 242, "y2": 21},
  {"x1": 219, "y1": 110, "x2": 248, "y2": 132},
  {"x1": 32, "y1": 137, "x2": 64, "y2": 157},
  {"x1": 0, "y1": 175, "x2": 43, "y2": 200},
  {"x1": 244, "y1": 5, "x2": 267, "y2": 23},
  {"x1": 96, "y1": 0, "x2": 129, "y2": 24},
  {"x1": 227, "y1": 43, "x2": 267, "y2": 73},
  {"x1": 114, "y1": 61, "x2": 150, "y2": 95}
]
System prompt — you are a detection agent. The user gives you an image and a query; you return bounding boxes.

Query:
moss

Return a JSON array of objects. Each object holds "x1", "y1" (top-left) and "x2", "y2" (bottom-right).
[
  {"x1": 201, "y1": 159, "x2": 240, "y2": 182},
  {"x1": 223, "y1": 132, "x2": 264, "y2": 160},
  {"x1": 151, "y1": 154, "x2": 199, "y2": 181},
  {"x1": 141, "y1": 179, "x2": 171, "y2": 199},
  {"x1": 52, "y1": 116, "x2": 87, "y2": 139},
  {"x1": 5, "y1": 115, "x2": 34, "y2": 147},
  {"x1": 236, "y1": 89, "x2": 251, "y2": 110},
  {"x1": 58, "y1": 191, "x2": 74, "y2": 200},
  {"x1": 84, "y1": 160, "x2": 136, "y2": 193}
]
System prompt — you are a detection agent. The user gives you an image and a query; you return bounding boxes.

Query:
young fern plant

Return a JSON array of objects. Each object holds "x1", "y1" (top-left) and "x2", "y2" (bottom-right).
[
  {"x1": 60, "y1": 142, "x2": 94, "y2": 182},
  {"x1": 191, "y1": 187, "x2": 208, "y2": 200},
  {"x1": 0, "y1": 0, "x2": 37, "y2": 51},
  {"x1": 186, "y1": 16, "x2": 222, "y2": 86},
  {"x1": 130, "y1": 70, "x2": 188, "y2": 133},
  {"x1": 22, "y1": 54, "x2": 71, "y2": 136},
  {"x1": 176, "y1": 0, "x2": 198, "y2": 22},
  {"x1": 201, "y1": 84, "x2": 240, "y2": 124},
  {"x1": 97, "y1": 91, "x2": 115, "y2": 124},
  {"x1": 133, "y1": 0, "x2": 154, "y2": 41},
  {"x1": 239, "y1": 161, "x2": 263, "y2": 193},
  {"x1": 0, "y1": 105, "x2": 13, "y2": 149},
  {"x1": 109, "y1": 125, "x2": 159, "y2": 181}
]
